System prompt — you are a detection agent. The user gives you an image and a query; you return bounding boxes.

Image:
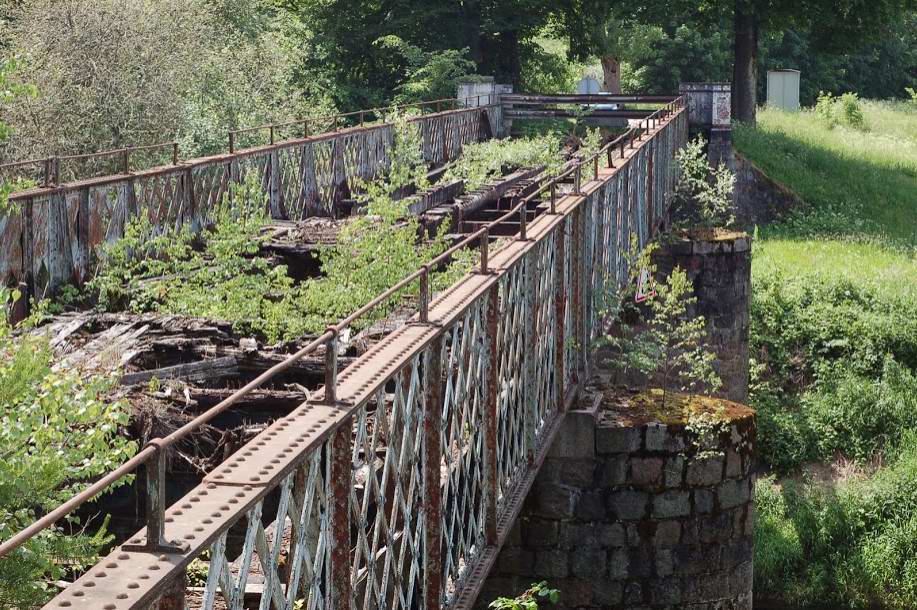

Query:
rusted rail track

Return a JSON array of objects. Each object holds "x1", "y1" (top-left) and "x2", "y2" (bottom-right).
[{"x1": 1, "y1": 98, "x2": 689, "y2": 610}]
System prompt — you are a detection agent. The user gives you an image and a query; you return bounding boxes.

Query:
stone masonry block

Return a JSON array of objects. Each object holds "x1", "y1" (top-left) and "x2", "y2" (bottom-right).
[
  {"x1": 656, "y1": 549, "x2": 674, "y2": 577},
  {"x1": 534, "y1": 550, "x2": 569, "y2": 578},
  {"x1": 559, "y1": 522, "x2": 599, "y2": 549},
  {"x1": 596, "y1": 424, "x2": 641, "y2": 454},
  {"x1": 532, "y1": 483, "x2": 578, "y2": 519},
  {"x1": 498, "y1": 547, "x2": 534, "y2": 575},
  {"x1": 630, "y1": 457, "x2": 664, "y2": 488},
  {"x1": 718, "y1": 478, "x2": 751, "y2": 509},
  {"x1": 725, "y1": 450, "x2": 742, "y2": 478},
  {"x1": 608, "y1": 548, "x2": 630, "y2": 579},
  {"x1": 624, "y1": 581, "x2": 644, "y2": 605},
  {"x1": 700, "y1": 511, "x2": 734, "y2": 544},
  {"x1": 539, "y1": 457, "x2": 596, "y2": 489},
  {"x1": 571, "y1": 547, "x2": 607, "y2": 579},
  {"x1": 687, "y1": 455, "x2": 725, "y2": 486},
  {"x1": 608, "y1": 490, "x2": 649, "y2": 520},
  {"x1": 654, "y1": 520, "x2": 682, "y2": 547},
  {"x1": 628, "y1": 546, "x2": 654, "y2": 578},
  {"x1": 598, "y1": 455, "x2": 628, "y2": 487},
  {"x1": 694, "y1": 489, "x2": 715, "y2": 514},
  {"x1": 594, "y1": 579, "x2": 624, "y2": 605},
  {"x1": 574, "y1": 490, "x2": 606, "y2": 521},
  {"x1": 650, "y1": 578, "x2": 683, "y2": 605},
  {"x1": 521, "y1": 518, "x2": 558, "y2": 548},
  {"x1": 598, "y1": 523, "x2": 627, "y2": 547},
  {"x1": 645, "y1": 422, "x2": 667, "y2": 451},
  {"x1": 664, "y1": 455, "x2": 686, "y2": 488},
  {"x1": 549, "y1": 410, "x2": 596, "y2": 459},
  {"x1": 653, "y1": 490, "x2": 691, "y2": 518}
]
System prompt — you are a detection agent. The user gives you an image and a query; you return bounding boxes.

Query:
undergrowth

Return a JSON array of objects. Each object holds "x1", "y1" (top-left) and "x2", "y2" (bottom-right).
[
  {"x1": 445, "y1": 134, "x2": 563, "y2": 192},
  {"x1": 741, "y1": 100, "x2": 917, "y2": 609},
  {"x1": 91, "y1": 112, "x2": 477, "y2": 343}
]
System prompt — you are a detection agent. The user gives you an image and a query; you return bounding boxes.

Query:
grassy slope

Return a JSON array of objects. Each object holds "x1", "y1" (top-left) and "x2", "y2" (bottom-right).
[{"x1": 734, "y1": 101, "x2": 917, "y2": 608}]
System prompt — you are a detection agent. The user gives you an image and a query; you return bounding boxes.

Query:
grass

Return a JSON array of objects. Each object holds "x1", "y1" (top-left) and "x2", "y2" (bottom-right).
[
  {"x1": 735, "y1": 101, "x2": 917, "y2": 244},
  {"x1": 736, "y1": 100, "x2": 917, "y2": 609}
]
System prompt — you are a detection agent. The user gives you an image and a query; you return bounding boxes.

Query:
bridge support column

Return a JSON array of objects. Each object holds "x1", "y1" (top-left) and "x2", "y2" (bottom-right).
[
  {"x1": 476, "y1": 388, "x2": 756, "y2": 610},
  {"x1": 679, "y1": 82, "x2": 732, "y2": 167},
  {"x1": 653, "y1": 232, "x2": 752, "y2": 403}
]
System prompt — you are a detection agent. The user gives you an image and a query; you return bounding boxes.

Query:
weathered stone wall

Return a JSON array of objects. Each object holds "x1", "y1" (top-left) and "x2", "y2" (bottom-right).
[
  {"x1": 477, "y1": 395, "x2": 756, "y2": 610},
  {"x1": 733, "y1": 152, "x2": 803, "y2": 230},
  {"x1": 653, "y1": 234, "x2": 751, "y2": 403}
]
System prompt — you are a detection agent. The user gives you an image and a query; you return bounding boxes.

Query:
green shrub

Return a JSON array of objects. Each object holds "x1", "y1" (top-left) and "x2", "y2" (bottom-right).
[
  {"x1": 672, "y1": 135, "x2": 735, "y2": 229},
  {"x1": 445, "y1": 135, "x2": 563, "y2": 192},
  {"x1": 0, "y1": 290, "x2": 136, "y2": 608},
  {"x1": 814, "y1": 91, "x2": 868, "y2": 131},
  {"x1": 755, "y1": 434, "x2": 917, "y2": 609}
]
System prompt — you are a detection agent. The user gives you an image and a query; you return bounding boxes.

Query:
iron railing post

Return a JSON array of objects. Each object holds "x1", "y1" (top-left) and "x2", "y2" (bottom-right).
[
  {"x1": 172, "y1": 142, "x2": 179, "y2": 165},
  {"x1": 324, "y1": 330, "x2": 338, "y2": 404},
  {"x1": 518, "y1": 198, "x2": 527, "y2": 240},
  {"x1": 423, "y1": 334, "x2": 445, "y2": 608},
  {"x1": 229, "y1": 132, "x2": 235, "y2": 154},
  {"x1": 574, "y1": 165, "x2": 582, "y2": 194},
  {"x1": 123, "y1": 441, "x2": 187, "y2": 554},
  {"x1": 480, "y1": 228, "x2": 489, "y2": 274},
  {"x1": 419, "y1": 265, "x2": 430, "y2": 323},
  {"x1": 329, "y1": 422, "x2": 353, "y2": 610},
  {"x1": 550, "y1": 181, "x2": 557, "y2": 214},
  {"x1": 555, "y1": 224, "x2": 567, "y2": 411},
  {"x1": 483, "y1": 285, "x2": 499, "y2": 545}
]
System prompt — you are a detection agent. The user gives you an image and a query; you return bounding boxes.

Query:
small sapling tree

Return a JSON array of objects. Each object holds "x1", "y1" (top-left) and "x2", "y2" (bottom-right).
[
  {"x1": 599, "y1": 240, "x2": 721, "y2": 407},
  {"x1": 647, "y1": 267, "x2": 721, "y2": 407},
  {"x1": 672, "y1": 135, "x2": 735, "y2": 231}
]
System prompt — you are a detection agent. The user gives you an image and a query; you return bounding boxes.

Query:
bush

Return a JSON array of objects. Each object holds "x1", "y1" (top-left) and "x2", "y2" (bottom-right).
[
  {"x1": 0, "y1": 290, "x2": 136, "y2": 608},
  {"x1": 444, "y1": 135, "x2": 563, "y2": 192},
  {"x1": 755, "y1": 434, "x2": 917, "y2": 609},
  {"x1": 814, "y1": 91, "x2": 868, "y2": 131},
  {"x1": 672, "y1": 136, "x2": 735, "y2": 229},
  {"x1": 750, "y1": 265, "x2": 917, "y2": 472}
]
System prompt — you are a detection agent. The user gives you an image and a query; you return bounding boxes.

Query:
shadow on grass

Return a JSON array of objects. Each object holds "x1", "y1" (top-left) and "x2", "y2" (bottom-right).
[{"x1": 734, "y1": 123, "x2": 917, "y2": 247}]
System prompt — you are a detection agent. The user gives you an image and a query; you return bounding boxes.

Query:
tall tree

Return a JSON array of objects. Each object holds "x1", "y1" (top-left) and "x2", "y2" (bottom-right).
[
  {"x1": 715, "y1": 0, "x2": 915, "y2": 123},
  {"x1": 558, "y1": 0, "x2": 914, "y2": 123}
]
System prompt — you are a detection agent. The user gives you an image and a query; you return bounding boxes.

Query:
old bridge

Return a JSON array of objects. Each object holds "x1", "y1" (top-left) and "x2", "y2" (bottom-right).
[{"x1": 0, "y1": 84, "x2": 735, "y2": 609}]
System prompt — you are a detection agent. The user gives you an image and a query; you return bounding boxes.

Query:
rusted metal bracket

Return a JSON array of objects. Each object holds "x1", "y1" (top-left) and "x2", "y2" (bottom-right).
[{"x1": 122, "y1": 441, "x2": 189, "y2": 555}]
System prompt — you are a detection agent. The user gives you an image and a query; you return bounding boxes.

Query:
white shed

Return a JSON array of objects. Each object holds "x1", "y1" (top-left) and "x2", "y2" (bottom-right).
[{"x1": 767, "y1": 69, "x2": 801, "y2": 111}]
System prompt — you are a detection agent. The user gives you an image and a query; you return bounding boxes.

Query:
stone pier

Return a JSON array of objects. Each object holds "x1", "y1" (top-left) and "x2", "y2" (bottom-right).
[{"x1": 477, "y1": 388, "x2": 756, "y2": 610}]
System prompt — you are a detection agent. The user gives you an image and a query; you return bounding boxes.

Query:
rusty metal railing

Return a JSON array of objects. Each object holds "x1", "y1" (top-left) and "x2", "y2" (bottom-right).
[{"x1": 1, "y1": 97, "x2": 688, "y2": 610}]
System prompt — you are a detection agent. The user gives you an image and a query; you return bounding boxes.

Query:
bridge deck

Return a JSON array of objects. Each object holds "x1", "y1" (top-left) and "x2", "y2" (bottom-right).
[{"x1": 32, "y1": 100, "x2": 688, "y2": 610}]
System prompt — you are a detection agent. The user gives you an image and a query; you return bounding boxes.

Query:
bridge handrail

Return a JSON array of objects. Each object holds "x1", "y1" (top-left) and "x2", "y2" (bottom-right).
[
  {"x1": 0, "y1": 96, "x2": 685, "y2": 582},
  {"x1": 0, "y1": 94, "x2": 496, "y2": 199}
]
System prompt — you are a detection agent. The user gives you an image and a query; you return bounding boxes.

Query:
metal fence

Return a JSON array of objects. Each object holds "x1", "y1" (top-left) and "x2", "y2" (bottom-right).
[
  {"x1": 2, "y1": 99, "x2": 688, "y2": 610},
  {"x1": 0, "y1": 98, "x2": 501, "y2": 302}
]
